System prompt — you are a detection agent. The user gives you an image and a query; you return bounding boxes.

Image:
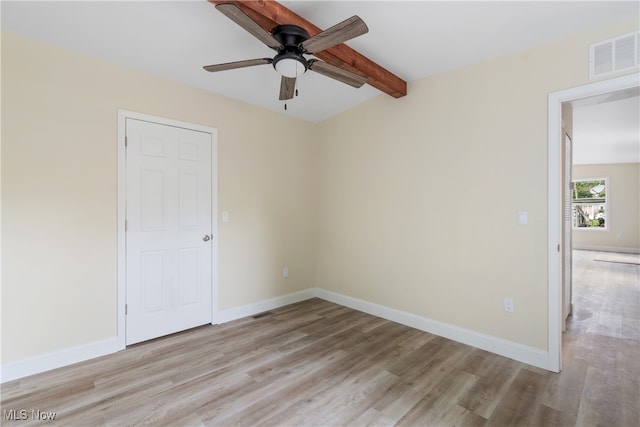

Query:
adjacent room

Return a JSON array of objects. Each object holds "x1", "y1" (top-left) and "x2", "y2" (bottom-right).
[{"x1": 2, "y1": 0, "x2": 639, "y2": 425}]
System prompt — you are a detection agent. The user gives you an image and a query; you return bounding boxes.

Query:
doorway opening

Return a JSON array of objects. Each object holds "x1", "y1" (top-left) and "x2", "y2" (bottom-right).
[{"x1": 548, "y1": 73, "x2": 639, "y2": 372}]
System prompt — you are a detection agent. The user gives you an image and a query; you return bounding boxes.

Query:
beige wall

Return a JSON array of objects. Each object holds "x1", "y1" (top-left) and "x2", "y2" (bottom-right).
[
  {"x1": 572, "y1": 163, "x2": 640, "y2": 252},
  {"x1": 2, "y1": 16, "x2": 639, "y2": 365},
  {"x1": 315, "y1": 19, "x2": 639, "y2": 350},
  {"x1": 1, "y1": 32, "x2": 317, "y2": 363}
]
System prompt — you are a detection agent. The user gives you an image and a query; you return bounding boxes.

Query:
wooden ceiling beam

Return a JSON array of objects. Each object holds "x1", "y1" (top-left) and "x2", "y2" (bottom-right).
[{"x1": 208, "y1": 0, "x2": 407, "y2": 98}]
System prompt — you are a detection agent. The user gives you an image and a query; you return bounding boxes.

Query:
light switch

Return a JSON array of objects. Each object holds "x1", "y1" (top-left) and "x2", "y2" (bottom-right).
[
  {"x1": 222, "y1": 211, "x2": 230, "y2": 223},
  {"x1": 517, "y1": 211, "x2": 528, "y2": 225}
]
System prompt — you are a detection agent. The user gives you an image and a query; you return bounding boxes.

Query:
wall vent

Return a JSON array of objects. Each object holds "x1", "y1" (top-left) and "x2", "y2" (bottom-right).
[{"x1": 589, "y1": 31, "x2": 639, "y2": 79}]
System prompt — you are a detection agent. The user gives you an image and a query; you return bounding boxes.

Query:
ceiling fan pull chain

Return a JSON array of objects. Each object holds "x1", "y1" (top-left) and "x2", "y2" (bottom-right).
[{"x1": 284, "y1": 103, "x2": 287, "y2": 111}]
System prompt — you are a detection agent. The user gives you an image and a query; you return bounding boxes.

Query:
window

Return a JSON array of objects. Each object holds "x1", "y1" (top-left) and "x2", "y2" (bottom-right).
[{"x1": 572, "y1": 178, "x2": 607, "y2": 229}]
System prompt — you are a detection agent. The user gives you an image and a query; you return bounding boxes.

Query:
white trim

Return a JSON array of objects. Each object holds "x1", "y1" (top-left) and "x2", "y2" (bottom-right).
[
  {"x1": 217, "y1": 289, "x2": 317, "y2": 324},
  {"x1": 1, "y1": 338, "x2": 122, "y2": 383},
  {"x1": 2, "y1": 285, "x2": 562, "y2": 382},
  {"x1": 548, "y1": 73, "x2": 640, "y2": 373},
  {"x1": 117, "y1": 109, "x2": 218, "y2": 345},
  {"x1": 117, "y1": 111, "x2": 127, "y2": 350},
  {"x1": 315, "y1": 289, "x2": 549, "y2": 370},
  {"x1": 210, "y1": 129, "x2": 219, "y2": 325},
  {"x1": 573, "y1": 245, "x2": 640, "y2": 254},
  {"x1": 548, "y1": 91, "x2": 563, "y2": 373},
  {"x1": 119, "y1": 110, "x2": 221, "y2": 135}
]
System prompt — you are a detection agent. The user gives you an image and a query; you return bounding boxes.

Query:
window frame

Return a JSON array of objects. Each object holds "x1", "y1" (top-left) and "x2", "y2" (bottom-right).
[{"x1": 572, "y1": 176, "x2": 608, "y2": 231}]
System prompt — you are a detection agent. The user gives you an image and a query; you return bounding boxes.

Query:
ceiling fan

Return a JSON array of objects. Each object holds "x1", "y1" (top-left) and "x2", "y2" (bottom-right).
[{"x1": 203, "y1": 3, "x2": 369, "y2": 104}]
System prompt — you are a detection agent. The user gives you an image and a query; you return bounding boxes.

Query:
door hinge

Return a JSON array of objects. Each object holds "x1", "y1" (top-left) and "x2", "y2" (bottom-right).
[
  {"x1": 557, "y1": 244, "x2": 561, "y2": 252},
  {"x1": 125, "y1": 304, "x2": 128, "y2": 315},
  {"x1": 125, "y1": 136, "x2": 128, "y2": 147},
  {"x1": 125, "y1": 219, "x2": 128, "y2": 232}
]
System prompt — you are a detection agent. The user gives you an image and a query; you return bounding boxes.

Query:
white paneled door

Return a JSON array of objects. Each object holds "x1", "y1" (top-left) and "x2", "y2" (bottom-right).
[{"x1": 125, "y1": 118, "x2": 213, "y2": 345}]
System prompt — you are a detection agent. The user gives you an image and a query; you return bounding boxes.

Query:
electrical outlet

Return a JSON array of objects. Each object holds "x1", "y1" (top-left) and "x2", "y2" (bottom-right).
[
  {"x1": 504, "y1": 298, "x2": 514, "y2": 313},
  {"x1": 283, "y1": 267, "x2": 289, "y2": 278}
]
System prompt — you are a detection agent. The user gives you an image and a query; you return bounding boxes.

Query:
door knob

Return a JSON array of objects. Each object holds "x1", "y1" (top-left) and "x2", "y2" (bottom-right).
[{"x1": 203, "y1": 235, "x2": 211, "y2": 242}]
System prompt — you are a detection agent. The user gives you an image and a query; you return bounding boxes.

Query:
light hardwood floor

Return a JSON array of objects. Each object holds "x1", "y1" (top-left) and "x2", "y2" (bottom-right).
[{"x1": 1, "y1": 250, "x2": 638, "y2": 426}]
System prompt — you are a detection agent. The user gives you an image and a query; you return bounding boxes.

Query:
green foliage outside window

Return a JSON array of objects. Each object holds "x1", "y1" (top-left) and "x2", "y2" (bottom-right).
[
  {"x1": 572, "y1": 178, "x2": 607, "y2": 229},
  {"x1": 573, "y1": 180, "x2": 606, "y2": 199}
]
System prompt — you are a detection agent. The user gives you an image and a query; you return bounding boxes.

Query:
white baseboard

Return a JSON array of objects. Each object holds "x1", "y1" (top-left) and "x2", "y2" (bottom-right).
[
  {"x1": 314, "y1": 288, "x2": 550, "y2": 371},
  {"x1": 1, "y1": 337, "x2": 123, "y2": 384},
  {"x1": 573, "y1": 245, "x2": 640, "y2": 254},
  {"x1": 2, "y1": 286, "x2": 553, "y2": 383},
  {"x1": 216, "y1": 288, "x2": 317, "y2": 324},
  {"x1": 2, "y1": 290, "x2": 316, "y2": 384}
]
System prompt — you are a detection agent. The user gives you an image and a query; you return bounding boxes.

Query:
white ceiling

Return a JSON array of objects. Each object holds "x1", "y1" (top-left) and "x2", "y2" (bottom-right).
[
  {"x1": 2, "y1": 1, "x2": 638, "y2": 164},
  {"x1": 572, "y1": 87, "x2": 640, "y2": 165}
]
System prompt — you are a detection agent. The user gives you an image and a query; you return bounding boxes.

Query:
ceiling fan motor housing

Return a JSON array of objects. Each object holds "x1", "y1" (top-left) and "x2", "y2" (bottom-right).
[
  {"x1": 205, "y1": 4, "x2": 370, "y2": 100},
  {"x1": 272, "y1": 24, "x2": 310, "y2": 77}
]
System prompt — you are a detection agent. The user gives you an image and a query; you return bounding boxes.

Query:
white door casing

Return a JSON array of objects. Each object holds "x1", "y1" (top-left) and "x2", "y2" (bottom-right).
[
  {"x1": 563, "y1": 133, "x2": 573, "y2": 330},
  {"x1": 120, "y1": 113, "x2": 217, "y2": 345},
  {"x1": 547, "y1": 72, "x2": 639, "y2": 372}
]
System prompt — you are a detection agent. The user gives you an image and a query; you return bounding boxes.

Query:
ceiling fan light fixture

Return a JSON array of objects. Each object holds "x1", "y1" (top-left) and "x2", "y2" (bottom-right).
[
  {"x1": 273, "y1": 53, "x2": 307, "y2": 78},
  {"x1": 206, "y1": 5, "x2": 374, "y2": 102}
]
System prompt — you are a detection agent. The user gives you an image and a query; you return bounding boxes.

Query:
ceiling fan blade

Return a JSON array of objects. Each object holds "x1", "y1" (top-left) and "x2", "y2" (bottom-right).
[
  {"x1": 308, "y1": 60, "x2": 368, "y2": 88},
  {"x1": 279, "y1": 76, "x2": 296, "y2": 100},
  {"x1": 203, "y1": 58, "x2": 272, "y2": 73},
  {"x1": 216, "y1": 3, "x2": 283, "y2": 50},
  {"x1": 300, "y1": 16, "x2": 368, "y2": 54}
]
